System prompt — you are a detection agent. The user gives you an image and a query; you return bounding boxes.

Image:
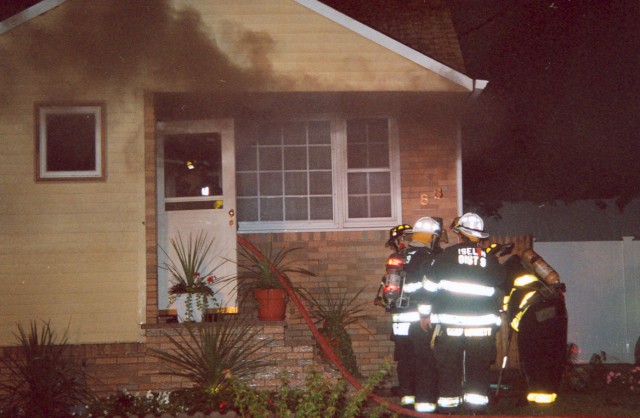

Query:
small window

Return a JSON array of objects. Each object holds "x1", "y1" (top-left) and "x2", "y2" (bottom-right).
[{"x1": 36, "y1": 102, "x2": 106, "y2": 181}]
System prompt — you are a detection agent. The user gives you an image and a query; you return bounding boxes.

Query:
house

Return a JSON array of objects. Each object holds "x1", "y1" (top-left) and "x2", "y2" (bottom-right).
[{"x1": 0, "y1": 0, "x2": 486, "y2": 394}]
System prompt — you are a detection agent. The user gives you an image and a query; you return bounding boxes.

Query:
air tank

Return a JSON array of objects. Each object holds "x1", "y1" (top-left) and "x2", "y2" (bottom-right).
[{"x1": 521, "y1": 249, "x2": 560, "y2": 285}]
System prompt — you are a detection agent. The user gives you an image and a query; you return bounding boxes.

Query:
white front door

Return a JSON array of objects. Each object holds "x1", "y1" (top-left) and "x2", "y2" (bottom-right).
[{"x1": 157, "y1": 119, "x2": 237, "y2": 313}]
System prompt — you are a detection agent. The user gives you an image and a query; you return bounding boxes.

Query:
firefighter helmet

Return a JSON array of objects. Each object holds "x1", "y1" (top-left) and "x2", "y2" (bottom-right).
[
  {"x1": 387, "y1": 224, "x2": 413, "y2": 251},
  {"x1": 454, "y1": 212, "x2": 489, "y2": 241},
  {"x1": 411, "y1": 217, "x2": 441, "y2": 247}
]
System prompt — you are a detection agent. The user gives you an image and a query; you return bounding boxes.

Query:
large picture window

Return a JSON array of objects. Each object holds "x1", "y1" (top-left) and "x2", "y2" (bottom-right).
[
  {"x1": 236, "y1": 117, "x2": 400, "y2": 231},
  {"x1": 35, "y1": 102, "x2": 105, "y2": 181}
]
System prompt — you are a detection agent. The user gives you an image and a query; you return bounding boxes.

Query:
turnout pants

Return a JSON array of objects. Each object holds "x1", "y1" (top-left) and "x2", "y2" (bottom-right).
[
  {"x1": 409, "y1": 322, "x2": 438, "y2": 405},
  {"x1": 393, "y1": 334, "x2": 415, "y2": 398},
  {"x1": 518, "y1": 297, "x2": 568, "y2": 394},
  {"x1": 434, "y1": 332, "x2": 496, "y2": 409}
]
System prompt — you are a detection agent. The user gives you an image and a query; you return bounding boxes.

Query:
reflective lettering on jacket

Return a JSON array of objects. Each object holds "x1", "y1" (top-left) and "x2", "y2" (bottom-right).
[
  {"x1": 391, "y1": 311, "x2": 419, "y2": 336},
  {"x1": 446, "y1": 327, "x2": 492, "y2": 337},
  {"x1": 457, "y1": 247, "x2": 488, "y2": 267},
  {"x1": 424, "y1": 242, "x2": 505, "y2": 331}
]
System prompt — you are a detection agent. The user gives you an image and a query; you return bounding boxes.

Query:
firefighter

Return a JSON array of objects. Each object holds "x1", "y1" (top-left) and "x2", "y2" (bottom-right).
[
  {"x1": 501, "y1": 250, "x2": 568, "y2": 405},
  {"x1": 408, "y1": 216, "x2": 443, "y2": 413},
  {"x1": 380, "y1": 218, "x2": 442, "y2": 410},
  {"x1": 424, "y1": 212, "x2": 506, "y2": 413},
  {"x1": 378, "y1": 223, "x2": 415, "y2": 406}
]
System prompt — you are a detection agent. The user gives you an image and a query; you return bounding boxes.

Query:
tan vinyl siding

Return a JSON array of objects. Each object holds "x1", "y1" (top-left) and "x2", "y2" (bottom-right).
[
  {"x1": 0, "y1": 0, "x2": 467, "y2": 347},
  {"x1": 178, "y1": 0, "x2": 468, "y2": 92},
  {"x1": 0, "y1": 88, "x2": 146, "y2": 344}
]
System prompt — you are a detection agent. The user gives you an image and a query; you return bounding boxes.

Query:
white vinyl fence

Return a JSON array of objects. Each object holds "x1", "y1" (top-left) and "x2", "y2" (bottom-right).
[{"x1": 536, "y1": 237, "x2": 640, "y2": 364}]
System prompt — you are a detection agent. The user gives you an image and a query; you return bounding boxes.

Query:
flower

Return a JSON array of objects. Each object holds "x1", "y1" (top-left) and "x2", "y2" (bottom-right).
[
  {"x1": 168, "y1": 272, "x2": 215, "y2": 297},
  {"x1": 160, "y1": 231, "x2": 231, "y2": 321},
  {"x1": 160, "y1": 231, "x2": 226, "y2": 301},
  {"x1": 606, "y1": 366, "x2": 640, "y2": 392}
]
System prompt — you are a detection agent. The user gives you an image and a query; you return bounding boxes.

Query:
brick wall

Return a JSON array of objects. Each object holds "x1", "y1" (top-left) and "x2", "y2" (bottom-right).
[
  {"x1": 239, "y1": 231, "x2": 397, "y2": 379},
  {"x1": 0, "y1": 322, "x2": 318, "y2": 398}
]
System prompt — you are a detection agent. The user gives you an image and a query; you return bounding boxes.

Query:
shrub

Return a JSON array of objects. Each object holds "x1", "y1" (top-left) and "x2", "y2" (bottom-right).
[
  {"x1": 0, "y1": 320, "x2": 94, "y2": 418},
  {"x1": 149, "y1": 316, "x2": 273, "y2": 395}
]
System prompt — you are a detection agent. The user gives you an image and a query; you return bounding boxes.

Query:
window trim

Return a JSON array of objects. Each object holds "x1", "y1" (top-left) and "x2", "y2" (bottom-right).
[
  {"x1": 35, "y1": 102, "x2": 106, "y2": 181},
  {"x1": 237, "y1": 117, "x2": 401, "y2": 232}
]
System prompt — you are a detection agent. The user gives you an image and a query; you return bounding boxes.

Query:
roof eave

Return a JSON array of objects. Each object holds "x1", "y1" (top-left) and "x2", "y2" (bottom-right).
[
  {"x1": 0, "y1": 0, "x2": 66, "y2": 35},
  {"x1": 296, "y1": 0, "x2": 481, "y2": 92}
]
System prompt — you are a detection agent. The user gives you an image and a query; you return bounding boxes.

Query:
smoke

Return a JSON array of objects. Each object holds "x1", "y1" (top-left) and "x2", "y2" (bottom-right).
[{"x1": 0, "y1": 0, "x2": 290, "y2": 106}]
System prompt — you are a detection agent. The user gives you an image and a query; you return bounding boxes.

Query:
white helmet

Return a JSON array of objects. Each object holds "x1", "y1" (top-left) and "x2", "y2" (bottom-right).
[
  {"x1": 454, "y1": 212, "x2": 489, "y2": 240},
  {"x1": 411, "y1": 217, "x2": 441, "y2": 247}
]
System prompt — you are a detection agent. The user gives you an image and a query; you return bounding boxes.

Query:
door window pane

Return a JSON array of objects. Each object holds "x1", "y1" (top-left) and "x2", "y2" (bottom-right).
[{"x1": 164, "y1": 133, "x2": 222, "y2": 198}]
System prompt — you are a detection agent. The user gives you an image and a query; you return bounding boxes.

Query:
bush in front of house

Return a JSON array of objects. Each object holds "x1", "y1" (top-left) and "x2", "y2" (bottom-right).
[
  {"x1": 81, "y1": 362, "x2": 392, "y2": 417},
  {"x1": 0, "y1": 320, "x2": 95, "y2": 418},
  {"x1": 83, "y1": 387, "x2": 235, "y2": 417}
]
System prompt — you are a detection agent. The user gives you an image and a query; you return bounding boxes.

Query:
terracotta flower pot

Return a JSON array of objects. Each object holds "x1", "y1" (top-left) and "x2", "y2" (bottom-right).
[{"x1": 254, "y1": 288, "x2": 287, "y2": 321}]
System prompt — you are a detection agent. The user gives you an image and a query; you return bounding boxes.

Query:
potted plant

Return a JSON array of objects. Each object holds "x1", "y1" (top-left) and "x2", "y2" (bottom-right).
[
  {"x1": 238, "y1": 238, "x2": 315, "y2": 321},
  {"x1": 161, "y1": 231, "x2": 229, "y2": 322},
  {"x1": 299, "y1": 285, "x2": 371, "y2": 376}
]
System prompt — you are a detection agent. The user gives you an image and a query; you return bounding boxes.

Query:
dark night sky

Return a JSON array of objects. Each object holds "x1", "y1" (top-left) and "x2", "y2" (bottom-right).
[{"x1": 449, "y1": 0, "x2": 640, "y2": 214}]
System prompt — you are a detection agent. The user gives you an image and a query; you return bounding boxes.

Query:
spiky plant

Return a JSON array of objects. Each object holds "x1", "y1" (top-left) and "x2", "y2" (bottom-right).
[
  {"x1": 160, "y1": 231, "x2": 234, "y2": 320},
  {"x1": 299, "y1": 285, "x2": 371, "y2": 376},
  {"x1": 0, "y1": 320, "x2": 94, "y2": 418},
  {"x1": 149, "y1": 317, "x2": 273, "y2": 396},
  {"x1": 237, "y1": 238, "x2": 315, "y2": 290}
]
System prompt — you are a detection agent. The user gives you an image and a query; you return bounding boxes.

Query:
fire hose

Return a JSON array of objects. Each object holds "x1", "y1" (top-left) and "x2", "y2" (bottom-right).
[
  {"x1": 239, "y1": 237, "x2": 582, "y2": 418},
  {"x1": 240, "y1": 236, "x2": 525, "y2": 418}
]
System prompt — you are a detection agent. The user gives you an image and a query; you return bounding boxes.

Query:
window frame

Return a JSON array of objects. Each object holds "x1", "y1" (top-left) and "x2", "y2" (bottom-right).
[
  {"x1": 35, "y1": 102, "x2": 106, "y2": 181},
  {"x1": 236, "y1": 117, "x2": 401, "y2": 232}
]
